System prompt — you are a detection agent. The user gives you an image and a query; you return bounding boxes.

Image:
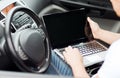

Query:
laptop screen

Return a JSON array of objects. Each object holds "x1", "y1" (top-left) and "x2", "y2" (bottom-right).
[{"x1": 42, "y1": 9, "x2": 92, "y2": 49}]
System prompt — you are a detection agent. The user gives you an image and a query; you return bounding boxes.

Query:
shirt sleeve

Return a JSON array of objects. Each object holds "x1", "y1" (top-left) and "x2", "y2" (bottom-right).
[
  {"x1": 91, "y1": 74, "x2": 97, "y2": 78},
  {"x1": 97, "y1": 39, "x2": 120, "y2": 78}
]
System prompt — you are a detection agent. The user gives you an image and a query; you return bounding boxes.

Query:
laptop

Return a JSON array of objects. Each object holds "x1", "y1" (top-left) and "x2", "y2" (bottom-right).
[{"x1": 42, "y1": 9, "x2": 108, "y2": 67}]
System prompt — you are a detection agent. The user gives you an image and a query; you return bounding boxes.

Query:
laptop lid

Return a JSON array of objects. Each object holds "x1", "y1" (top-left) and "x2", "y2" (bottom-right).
[{"x1": 42, "y1": 9, "x2": 93, "y2": 49}]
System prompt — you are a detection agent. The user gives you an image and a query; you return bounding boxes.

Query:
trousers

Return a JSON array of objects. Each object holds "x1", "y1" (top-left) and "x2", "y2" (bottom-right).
[{"x1": 45, "y1": 51, "x2": 73, "y2": 76}]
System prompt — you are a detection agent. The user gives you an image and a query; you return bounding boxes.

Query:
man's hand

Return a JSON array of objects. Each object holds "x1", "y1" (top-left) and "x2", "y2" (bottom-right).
[
  {"x1": 63, "y1": 46, "x2": 90, "y2": 78},
  {"x1": 63, "y1": 46, "x2": 83, "y2": 68},
  {"x1": 87, "y1": 17, "x2": 101, "y2": 39}
]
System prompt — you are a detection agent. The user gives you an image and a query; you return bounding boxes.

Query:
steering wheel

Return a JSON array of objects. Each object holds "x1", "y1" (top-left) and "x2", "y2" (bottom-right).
[{"x1": 5, "y1": 6, "x2": 51, "y2": 73}]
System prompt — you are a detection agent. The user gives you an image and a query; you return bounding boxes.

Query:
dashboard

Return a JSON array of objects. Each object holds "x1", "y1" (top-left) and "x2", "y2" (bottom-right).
[
  {"x1": 59, "y1": 0, "x2": 120, "y2": 20},
  {"x1": 12, "y1": 12, "x2": 34, "y2": 31},
  {"x1": 0, "y1": 11, "x2": 38, "y2": 33}
]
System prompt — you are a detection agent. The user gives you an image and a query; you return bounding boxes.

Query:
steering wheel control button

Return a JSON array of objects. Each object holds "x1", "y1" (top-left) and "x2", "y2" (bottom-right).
[
  {"x1": 37, "y1": 29, "x2": 45, "y2": 40},
  {"x1": 18, "y1": 46, "x2": 28, "y2": 60}
]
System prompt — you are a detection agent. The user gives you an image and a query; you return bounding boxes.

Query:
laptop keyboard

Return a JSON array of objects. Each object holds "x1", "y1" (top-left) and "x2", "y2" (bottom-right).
[
  {"x1": 75, "y1": 41, "x2": 106, "y2": 56},
  {"x1": 58, "y1": 40, "x2": 107, "y2": 56}
]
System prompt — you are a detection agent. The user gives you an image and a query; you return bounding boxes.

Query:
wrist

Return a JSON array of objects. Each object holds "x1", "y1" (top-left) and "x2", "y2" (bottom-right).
[
  {"x1": 71, "y1": 63, "x2": 90, "y2": 78},
  {"x1": 70, "y1": 61, "x2": 83, "y2": 69},
  {"x1": 95, "y1": 28, "x2": 104, "y2": 40},
  {"x1": 70, "y1": 62, "x2": 84, "y2": 74}
]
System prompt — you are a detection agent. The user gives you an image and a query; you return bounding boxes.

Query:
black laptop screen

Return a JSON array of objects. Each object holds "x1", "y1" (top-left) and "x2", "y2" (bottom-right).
[{"x1": 43, "y1": 9, "x2": 91, "y2": 49}]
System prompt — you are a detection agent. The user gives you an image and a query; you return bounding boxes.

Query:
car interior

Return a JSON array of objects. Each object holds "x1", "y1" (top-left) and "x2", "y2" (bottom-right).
[{"x1": 0, "y1": 0, "x2": 120, "y2": 77}]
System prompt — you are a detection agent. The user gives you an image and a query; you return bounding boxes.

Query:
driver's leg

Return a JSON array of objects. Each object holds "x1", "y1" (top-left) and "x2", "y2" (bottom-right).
[
  {"x1": 45, "y1": 51, "x2": 73, "y2": 76},
  {"x1": 52, "y1": 51, "x2": 73, "y2": 76}
]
